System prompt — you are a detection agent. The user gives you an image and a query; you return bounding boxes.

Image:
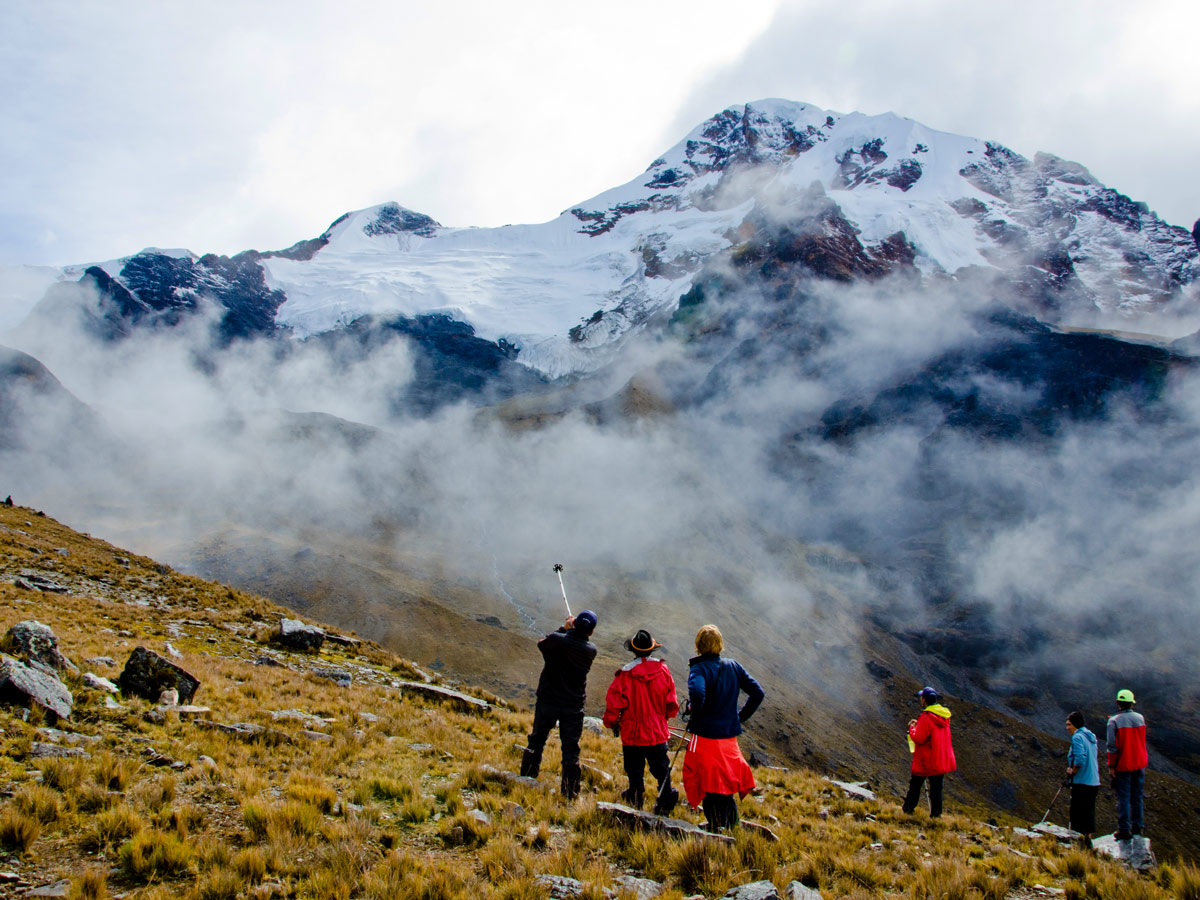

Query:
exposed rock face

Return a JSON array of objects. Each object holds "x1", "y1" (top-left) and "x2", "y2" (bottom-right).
[
  {"x1": 0, "y1": 653, "x2": 73, "y2": 719},
  {"x1": 2, "y1": 620, "x2": 76, "y2": 673},
  {"x1": 274, "y1": 618, "x2": 325, "y2": 653},
  {"x1": 117, "y1": 646, "x2": 201, "y2": 704}
]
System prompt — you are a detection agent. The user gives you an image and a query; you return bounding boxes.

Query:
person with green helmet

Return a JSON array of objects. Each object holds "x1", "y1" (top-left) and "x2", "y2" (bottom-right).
[{"x1": 1106, "y1": 688, "x2": 1148, "y2": 840}]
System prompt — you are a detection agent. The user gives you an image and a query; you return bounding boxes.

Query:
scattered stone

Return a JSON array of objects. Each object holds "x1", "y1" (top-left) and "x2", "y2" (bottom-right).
[
  {"x1": 25, "y1": 880, "x2": 70, "y2": 898},
  {"x1": 198, "y1": 755, "x2": 219, "y2": 770},
  {"x1": 357, "y1": 711, "x2": 380, "y2": 723},
  {"x1": 582, "y1": 715, "x2": 605, "y2": 734},
  {"x1": 82, "y1": 672, "x2": 119, "y2": 693},
  {"x1": 468, "y1": 808, "x2": 492, "y2": 826},
  {"x1": 29, "y1": 741, "x2": 90, "y2": 759},
  {"x1": 3, "y1": 620, "x2": 77, "y2": 673},
  {"x1": 477, "y1": 765, "x2": 542, "y2": 790},
  {"x1": 397, "y1": 680, "x2": 490, "y2": 713},
  {"x1": 325, "y1": 632, "x2": 362, "y2": 648},
  {"x1": 164, "y1": 642, "x2": 182, "y2": 659},
  {"x1": 503, "y1": 801, "x2": 525, "y2": 821},
  {"x1": 274, "y1": 618, "x2": 325, "y2": 653},
  {"x1": 270, "y1": 709, "x2": 334, "y2": 728},
  {"x1": 536, "y1": 875, "x2": 590, "y2": 899},
  {"x1": 1032, "y1": 822, "x2": 1078, "y2": 840},
  {"x1": 748, "y1": 749, "x2": 773, "y2": 768},
  {"x1": 1092, "y1": 834, "x2": 1156, "y2": 871},
  {"x1": 0, "y1": 873, "x2": 25, "y2": 886},
  {"x1": 254, "y1": 655, "x2": 283, "y2": 667},
  {"x1": 85, "y1": 656, "x2": 116, "y2": 668},
  {"x1": 103, "y1": 696, "x2": 123, "y2": 710},
  {"x1": 117, "y1": 647, "x2": 201, "y2": 704},
  {"x1": 582, "y1": 763, "x2": 613, "y2": 783},
  {"x1": 785, "y1": 883, "x2": 824, "y2": 900},
  {"x1": 12, "y1": 574, "x2": 67, "y2": 594},
  {"x1": 723, "y1": 881, "x2": 780, "y2": 900},
  {"x1": 597, "y1": 801, "x2": 735, "y2": 843},
  {"x1": 614, "y1": 875, "x2": 665, "y2": 900},
  {"x1": 35, "y1": 727, "x2": 100, "y2": 746},
  {"x1": 824, "y1": 778, "x2": 876, "y2": 801},
  {"x1": 0, "y1": 653, "x2": 73, "y2": 719},
  {"x1": 158, "y1": 688, "x2": 179, "y2": 707},
  {"x1": 198, "y1": 721, "x2": 291, "y2": 743},
  {"x1": 741, "y1": 819, "x2": 780, "y2": 843},
  {"x1": 313, "y1": 668, "x2": 352, "y2": 688},
  {"x1": 299, "y1": 729, "x2": 334, "y2": 743}
]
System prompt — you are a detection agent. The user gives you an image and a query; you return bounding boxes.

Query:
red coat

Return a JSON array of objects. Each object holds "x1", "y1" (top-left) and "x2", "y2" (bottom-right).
[
  {"x1": 909, "y1": 705, "x2": 956, "y2": 776},
  {"x1": 602, "y1": 656, "x2": 679, "y2": 746}
]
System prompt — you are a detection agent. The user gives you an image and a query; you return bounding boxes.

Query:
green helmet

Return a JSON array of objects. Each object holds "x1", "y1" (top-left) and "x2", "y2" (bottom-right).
[{"x1": 1116, "y1": 689, "x2": 1136, "y2": 704}]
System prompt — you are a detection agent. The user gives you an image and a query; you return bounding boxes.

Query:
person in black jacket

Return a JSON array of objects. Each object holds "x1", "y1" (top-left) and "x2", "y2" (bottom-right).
[
  {"x1": 683, "y1": 623, "x2": 764, "y2": 831},
  {"x1": 520, "y1": 610, "x2": 598, "y2": 799}
]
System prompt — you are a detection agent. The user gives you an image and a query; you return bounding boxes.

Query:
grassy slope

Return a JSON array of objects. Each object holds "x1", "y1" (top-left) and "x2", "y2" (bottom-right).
[{"x1": 0, "y1": 503, "x2": 1198, "y2": 900}]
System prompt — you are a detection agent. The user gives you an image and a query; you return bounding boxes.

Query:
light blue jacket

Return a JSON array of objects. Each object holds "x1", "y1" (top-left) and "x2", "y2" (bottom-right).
[{"x1": 1068, "y1": 727, "x2": 1100, "y2": 786}]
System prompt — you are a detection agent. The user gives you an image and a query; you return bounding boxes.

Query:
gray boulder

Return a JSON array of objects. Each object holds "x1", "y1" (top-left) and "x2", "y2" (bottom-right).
[
  {"x1": 2, "y1": 620, "x2": 76, "y2": 673},
  {"x1": 274, "y1": 618, "x2": 325, "y2": 653},
  {"x1": 785, "y1": 884, "x2": 824, "y2": 900},
  {"x1": 724, "y1": 882, "x2": 781, "y2": 900},
  {"x1": 0, "y1": 653, "x2": 72, "y2": 719},
  {"x1": 117, "y1": 646, "x2": 201, "y2": 704}
]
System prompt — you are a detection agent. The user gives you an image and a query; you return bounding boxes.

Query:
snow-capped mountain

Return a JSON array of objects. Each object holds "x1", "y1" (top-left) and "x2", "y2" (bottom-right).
[{"x1": 17, "y1": 99, "x2": 1200, "y2": 377}]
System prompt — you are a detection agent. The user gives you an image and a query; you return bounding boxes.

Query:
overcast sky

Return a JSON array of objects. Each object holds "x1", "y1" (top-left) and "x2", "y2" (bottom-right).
[{"x1": 2, "y1": 0, "x2": 1198, "y2": 268}]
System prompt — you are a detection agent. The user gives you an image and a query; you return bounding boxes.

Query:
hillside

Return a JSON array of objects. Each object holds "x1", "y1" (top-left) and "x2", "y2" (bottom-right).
[{"x1": 1, "y1": 503, "x2": 1198, "y2": 900}]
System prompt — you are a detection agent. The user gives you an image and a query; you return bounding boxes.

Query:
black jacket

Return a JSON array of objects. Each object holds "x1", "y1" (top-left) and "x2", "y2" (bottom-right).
[
  {"x1": 686, "y1": 653, "x2": 764, "y2": 739},
  {"x1": 536, "y1": 627, "x2": 597, "y2": 708}
]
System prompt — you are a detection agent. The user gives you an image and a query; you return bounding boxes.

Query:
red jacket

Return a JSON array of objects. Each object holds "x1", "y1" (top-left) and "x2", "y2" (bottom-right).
[
  {"x1": 602, "y1": 656, "x2": 679, "y2": 746},
  {"x1": 1106, "y1": 710, "x2": 1148, "y2": 772},
  {"x1": 909, "y1": 705, "x2": 956, "y2": 776}
]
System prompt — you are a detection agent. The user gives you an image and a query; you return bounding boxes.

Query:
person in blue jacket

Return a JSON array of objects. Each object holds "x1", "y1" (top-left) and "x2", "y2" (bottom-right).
[
  {"x1": 1065, "y1": 710, "x2": 1100, "y2": 845},
  {"x1": 683, "y1": 624, "x2": 765, "y2": 831}
]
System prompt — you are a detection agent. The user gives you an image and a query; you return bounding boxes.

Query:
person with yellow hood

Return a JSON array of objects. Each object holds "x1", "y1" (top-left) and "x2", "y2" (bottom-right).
[{"x1": 901, "y1": 686, "x2": 956, "y2": 817}]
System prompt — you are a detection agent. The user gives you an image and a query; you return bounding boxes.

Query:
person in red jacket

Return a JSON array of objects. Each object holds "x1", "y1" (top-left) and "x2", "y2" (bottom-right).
[
  {"x1": 901, "y1": 686, "x2": 957, "y2": 817},
  {"x1": 1106, "y1": 688, "x2": 1148, "y2": 840},
  {"x1": 603, "y1": 629, "x2": 681, "y2": 815}
]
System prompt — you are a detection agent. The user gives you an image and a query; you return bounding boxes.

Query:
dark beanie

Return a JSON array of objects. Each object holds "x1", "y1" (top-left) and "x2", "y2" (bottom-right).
[{"x1": 574, "y1": 610, "x2": 597, "y2": 635}]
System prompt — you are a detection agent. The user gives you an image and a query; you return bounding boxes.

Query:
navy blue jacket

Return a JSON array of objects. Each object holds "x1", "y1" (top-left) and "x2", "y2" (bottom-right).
[
  {"x1": 536, "y1": 627, "x2": 597, "y2": 708},
  {"x1": 686, "y1": 653, "x2": 764, "y2": 739}
]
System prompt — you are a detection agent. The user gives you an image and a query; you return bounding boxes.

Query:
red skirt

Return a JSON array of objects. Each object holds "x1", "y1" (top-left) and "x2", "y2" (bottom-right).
[{"x1": 682, "y1": 733, "x2": 756, "y2": 808}]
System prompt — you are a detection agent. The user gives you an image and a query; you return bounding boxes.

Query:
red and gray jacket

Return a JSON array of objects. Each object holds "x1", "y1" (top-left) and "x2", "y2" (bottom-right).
[
  {"x1": 908, "y1": 704, "x2": 957, "y2": 776},
  {"x1": 1106, "y1": 710, "x2": 1148, "y2": 772},
  {"x1": 602, "y1": 656, "x2": 679, "y2": 746}
]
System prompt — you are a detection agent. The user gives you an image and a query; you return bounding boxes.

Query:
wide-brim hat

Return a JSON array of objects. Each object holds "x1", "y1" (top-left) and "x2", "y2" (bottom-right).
[{"x1": 624, "y1": 629, "x2": 662, "y2": 654}]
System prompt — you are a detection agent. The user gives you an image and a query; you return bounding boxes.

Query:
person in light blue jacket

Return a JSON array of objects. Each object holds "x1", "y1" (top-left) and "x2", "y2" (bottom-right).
[{"x1": 1066, "y1": 710, "x2": 1100, "y2": 844}]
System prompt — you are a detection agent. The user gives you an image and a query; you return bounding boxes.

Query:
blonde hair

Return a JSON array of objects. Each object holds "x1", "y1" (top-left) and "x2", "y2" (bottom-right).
[{"x1": 695, "y1": 624, "x2": 723, "y2": 656}]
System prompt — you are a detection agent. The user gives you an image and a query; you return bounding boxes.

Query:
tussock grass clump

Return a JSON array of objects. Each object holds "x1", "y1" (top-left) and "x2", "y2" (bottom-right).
[
  {"x1": 439, "y1": 812, "x2": 492, "y2": 848},
  {"x1": 479, "y1": 836, "x2": 535, "y2": 883},
  {"x1": 364, "y1": 775, "x2": 414, "y2": 803},
  {"x1": 15, "y1": 783, "x2": 62, "y2": 824},
  {"x1": 80, "y1": 804, "x2": 145, "y2": 852},
  {"x1": 669, "y1": 838, "x2": 737, "y2": 896},
  {"x1": 190, "y1": 867, "x2": 242, "y2": 900},
  {"x1": 1168, "y1": 861, "x2": 1200, "y2": 900},
  {"x1": 130, "y1": 774, "x2": 177, "y2": 813},
  {"x1": 0, "y1": 807, "x2": 41, "y2": 853},
  {"x1": 287, "y1": 774, "x2": 338, "y2": 813},
  {"x1": 231, "y1": 846, "x2": 267, "y2": 883},
  {"x1": 37, "y1": 757, "x2": 84, "y2": 792},
  {"x1": 70, "y1": 867, "x2": 109, "y2": 900},
  {"x1": 118, "y1": 829, "x2": 194, "y2": 881},
  {"x1": 91, "y1": 751, "x2": 135, "y2": 792},
  {"x1": 75, "y1": 782, "x2": 120, "y2": 813},
  {"x1": 243, "y1": 799, "x2": 324, "y2": 842}
]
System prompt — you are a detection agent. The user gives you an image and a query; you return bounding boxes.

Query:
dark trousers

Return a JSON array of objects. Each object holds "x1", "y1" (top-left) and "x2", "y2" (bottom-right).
[
  {"x1": 621, "y1": 743, "x2": 676, "y2": 812},
  {"x1": 702, "y1": 793, "x2": 739, "y2": 831},
  {"x1": 1113, "y1": 769, "x2": 1145, "y2": 835},
  {"x1": 1069, "y1": 783, "x2": 1099, "y2": 836},
  {"x1": 902, "y1": 773, "x2": 945, "y2": 817},
  {"x1": 521, "y1": 702, "x2": 584, "y2": 797}
]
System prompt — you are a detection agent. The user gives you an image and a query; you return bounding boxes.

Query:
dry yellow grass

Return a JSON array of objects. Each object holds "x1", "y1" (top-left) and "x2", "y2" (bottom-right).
[{"x1": 0, "y1": 503, "x2": 1190, "y2": 898}]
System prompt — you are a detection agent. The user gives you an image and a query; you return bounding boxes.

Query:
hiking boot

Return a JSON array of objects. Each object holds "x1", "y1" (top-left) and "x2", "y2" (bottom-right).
[
  {"x1": 561, "y1": 772, "x2": 582, "y2": 800},
  {"x1": 620, "y1": 787, "x2": 644, "y2": 809},
  {"x1": 1114, "y1": 830, "x2": 1133, "y2": 841},
  {"x1": 519, "y1": 749, "x2": 541, "y2": 779},
  {"x1": 653, "y1": 787, "x2": 679, "y2": 816}
]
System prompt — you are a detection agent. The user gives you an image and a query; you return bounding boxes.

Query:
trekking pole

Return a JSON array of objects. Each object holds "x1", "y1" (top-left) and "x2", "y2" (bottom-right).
[
  {"x1": 552, "y1": 563, "x2": 572, "y2": 617},
  {"x1": 1035, "y1": 776, "x2": 1073, "y2": 826}
]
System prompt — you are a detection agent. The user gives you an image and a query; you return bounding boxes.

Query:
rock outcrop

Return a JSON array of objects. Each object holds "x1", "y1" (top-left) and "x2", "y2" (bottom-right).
[
  {"x1": 117, "y1": 646, "x2": 201, "y2": 704},
  {"x1": 0, "y1": 653, "x2": 73, "y2": 719}
]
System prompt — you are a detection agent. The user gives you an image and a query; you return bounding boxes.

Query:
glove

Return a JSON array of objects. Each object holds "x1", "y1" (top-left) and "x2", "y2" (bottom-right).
[{"x1": 611, "y1": 723, "x2": 620, "y2": 738}]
